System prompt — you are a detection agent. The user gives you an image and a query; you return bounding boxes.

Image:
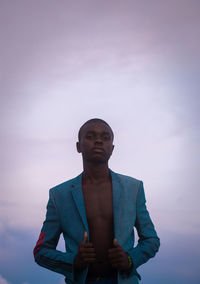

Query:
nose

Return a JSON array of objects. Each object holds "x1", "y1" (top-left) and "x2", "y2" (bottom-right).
[{"x1": 94, "y1": 136, "x2": 103, "y2": 145}]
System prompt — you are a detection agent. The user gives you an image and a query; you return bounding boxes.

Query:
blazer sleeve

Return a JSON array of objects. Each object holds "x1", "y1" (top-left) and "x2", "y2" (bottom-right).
[
  {"x1": 128, "y1": 181, "x2": 160, "y2": 269},
  {"x1": 33, "y1": 188, "x2": 75, "y2": 281}
]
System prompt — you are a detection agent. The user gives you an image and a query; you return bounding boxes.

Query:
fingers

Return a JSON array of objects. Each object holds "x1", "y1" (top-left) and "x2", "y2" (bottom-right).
[
  {"x1": 80, "y1": 242, "x2": 94, "y2": 248},
  {"x1": 108, "y1": 240, "x2": 122, "y2": 258},
  {"x1": 80, "y1": 252, "x2": 96, "y2": 263},
  {"x1": 108, "y1": 246, "x2": 129, "y2": 271},
  {"x1": 79, "y1": 246, "x2": 96, "y2": 263},
  {"x1": 74, "y1": 232, "x2": 97, "y2": 269},
  {"x1": 79, "y1": 246, "x2": 96, "y2": 254},
  {"x1": 113, "y1": 238, "x2": 118, "y2": 247},
  {"x1": 82, "y1": 231, "x2": 88, "y2": 244},
  {"x1": 79, "y1": 231, "x2": 96, "y2": 263},
  {"x1": 80, "y1": 232, "x2": 94, "y2": 249},
  {"x1": 108, "y1": 247, "x2": 123, "y2": 260}
]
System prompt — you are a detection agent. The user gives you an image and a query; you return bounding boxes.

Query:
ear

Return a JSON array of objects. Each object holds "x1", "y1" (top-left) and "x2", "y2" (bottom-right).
[
  {"x1": 76, "y1": 141, "x2": 81, "y2": 153},
  {"x1": 111, "y1": 144, "x2": 114, "y2": 153}
]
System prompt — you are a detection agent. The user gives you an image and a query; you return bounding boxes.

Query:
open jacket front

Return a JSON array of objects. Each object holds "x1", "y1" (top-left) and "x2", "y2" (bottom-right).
[{"x1": 33, "y1": 170, "x2": 160, "y2": 283}]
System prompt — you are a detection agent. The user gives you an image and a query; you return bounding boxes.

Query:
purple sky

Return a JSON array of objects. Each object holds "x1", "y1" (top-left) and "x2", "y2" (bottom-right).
[{"x1": 0, "y1": 1, "x2": 200, "y2": 283}]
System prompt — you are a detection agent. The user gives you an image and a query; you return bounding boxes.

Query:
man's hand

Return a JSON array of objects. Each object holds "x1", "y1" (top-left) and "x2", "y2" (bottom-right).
[
  {"x1": 108, "y1": 239, "x2": 132, "y2": 272},
  {"x1": 74, "y1": 231, "x2": 96, "y2": 270}
]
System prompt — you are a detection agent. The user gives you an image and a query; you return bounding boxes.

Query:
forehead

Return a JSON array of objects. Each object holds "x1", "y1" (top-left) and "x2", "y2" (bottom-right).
[{"x1": 82, "y1": 121, "x2": 112, "y2": 134}]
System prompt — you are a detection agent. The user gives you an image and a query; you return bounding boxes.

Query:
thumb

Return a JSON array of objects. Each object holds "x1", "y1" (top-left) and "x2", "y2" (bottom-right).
[
  {"x1": 113, "y1": 238, "x2": 118, "y2": 247},
  {"x1": 82, "y1": 231, "x2": 88, "y2": 244}
]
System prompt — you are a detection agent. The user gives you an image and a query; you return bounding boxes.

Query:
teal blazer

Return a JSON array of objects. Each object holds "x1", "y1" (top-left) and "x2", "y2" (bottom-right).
[{"x1": 33, "y1": 170, "x2": 160, "y2": 283}]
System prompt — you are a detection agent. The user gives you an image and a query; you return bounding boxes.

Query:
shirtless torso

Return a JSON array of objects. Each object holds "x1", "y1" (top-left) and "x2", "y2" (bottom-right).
[{"x1": 82, "y1": 177, "x2": 117, "y2": 277}]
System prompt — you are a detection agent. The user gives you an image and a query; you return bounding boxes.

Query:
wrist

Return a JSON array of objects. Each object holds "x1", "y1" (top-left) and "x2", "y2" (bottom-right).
[
  {"x1": 127, "y1": 253, "x2": 133, "y2": 270},
  {"x1": 120, "y1": 253, "x2": 134, "y2": 275}
]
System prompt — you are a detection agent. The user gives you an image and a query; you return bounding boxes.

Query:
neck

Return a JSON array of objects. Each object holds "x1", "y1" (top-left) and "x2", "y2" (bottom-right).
[{"x1": 82, "y1": 161, "x2": 110, "y2": 184}]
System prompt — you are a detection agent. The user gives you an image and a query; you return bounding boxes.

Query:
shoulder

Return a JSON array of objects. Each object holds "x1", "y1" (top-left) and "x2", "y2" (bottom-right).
[
  {"x1": 111, "y1": 170, "x2": 144, "y2": 201},
  {"x1": 111, "y1": 170, "x2": 142, "y2": 188},
  {"x1": 49, "y1": 173, "x2": 82, "y2": 195},
  {"x1": 111, "y1": 171, "x2": 143, "y2": 192}
]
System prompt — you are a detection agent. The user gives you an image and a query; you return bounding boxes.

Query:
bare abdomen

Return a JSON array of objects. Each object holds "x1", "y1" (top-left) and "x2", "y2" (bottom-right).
[{"x1": 87, "y1": 216, "x2": 117, "y2": 277}]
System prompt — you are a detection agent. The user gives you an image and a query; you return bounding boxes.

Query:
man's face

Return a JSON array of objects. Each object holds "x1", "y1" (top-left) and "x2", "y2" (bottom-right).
[{"x1": 77, "y1": 121, "x2": 114, "y2": 163}]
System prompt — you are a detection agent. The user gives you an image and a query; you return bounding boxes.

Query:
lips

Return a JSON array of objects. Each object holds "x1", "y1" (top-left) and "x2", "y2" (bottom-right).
[{"x1": 92, "y1": 147, "x2": 105, "y2": 153}]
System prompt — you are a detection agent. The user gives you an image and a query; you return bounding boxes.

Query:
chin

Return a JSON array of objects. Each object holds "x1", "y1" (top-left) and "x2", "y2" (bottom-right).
[{"x1": 89, "y1": 156, "x2": 107, "y2": 164}]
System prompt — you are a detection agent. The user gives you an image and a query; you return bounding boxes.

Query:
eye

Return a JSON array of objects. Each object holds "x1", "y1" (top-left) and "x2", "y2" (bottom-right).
[
  {"x1": 103, "y1": 135, "x2": 110, "y2": 141},
  {"x1": 86, "y1": 134, "x2": 93, "y2": 139}
]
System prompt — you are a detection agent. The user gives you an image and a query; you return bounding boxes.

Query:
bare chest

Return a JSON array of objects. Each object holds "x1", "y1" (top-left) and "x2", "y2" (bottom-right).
[{"x1": 82, "y1": 183, "x2": 113, "y2": 221}]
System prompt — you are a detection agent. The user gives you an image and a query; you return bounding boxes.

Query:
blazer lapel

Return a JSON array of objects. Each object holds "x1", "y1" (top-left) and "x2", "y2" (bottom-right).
[
  {"x1": 110, "y1": 170, "x2": 123, "y2": 243},
  {"x1": 71, "y1": 173, "x2": 89, "y2": 235}
]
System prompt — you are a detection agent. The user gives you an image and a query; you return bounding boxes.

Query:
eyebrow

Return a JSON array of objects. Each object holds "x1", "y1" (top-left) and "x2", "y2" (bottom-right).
[{"x1": 86, "y1": 130, "x2": 111, "y2": 136}]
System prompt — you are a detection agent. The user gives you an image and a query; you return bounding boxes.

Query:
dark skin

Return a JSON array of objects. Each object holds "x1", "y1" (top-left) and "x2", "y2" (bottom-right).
[{"x1": 74, "y1": 121, "x2": 131, "y2": 277}]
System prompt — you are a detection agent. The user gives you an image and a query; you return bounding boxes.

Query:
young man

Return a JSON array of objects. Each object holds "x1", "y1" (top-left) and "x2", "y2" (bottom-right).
[{"x1": 33, "y1": 118, "x2": 160, "y2": 284}]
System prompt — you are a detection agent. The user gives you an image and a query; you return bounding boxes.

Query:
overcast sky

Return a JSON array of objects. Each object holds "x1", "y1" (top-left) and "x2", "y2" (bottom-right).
[{"x1": 0, "y1": 1, "x2": 200, "y2": 284}]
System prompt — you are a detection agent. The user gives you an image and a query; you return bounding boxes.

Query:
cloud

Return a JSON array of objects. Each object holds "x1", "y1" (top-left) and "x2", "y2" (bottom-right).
[
  {"x1": 0, "y1": 275, "x2": 10, "y2": 284},
  {"x1": 0, "y1": 2, "x2": 199, "y2": 284}
]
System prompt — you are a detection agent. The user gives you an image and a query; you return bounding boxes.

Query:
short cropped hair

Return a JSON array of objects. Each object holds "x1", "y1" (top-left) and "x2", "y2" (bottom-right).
[{"x1": 78, "y1": 118, "x2": 114, "y2": 141}]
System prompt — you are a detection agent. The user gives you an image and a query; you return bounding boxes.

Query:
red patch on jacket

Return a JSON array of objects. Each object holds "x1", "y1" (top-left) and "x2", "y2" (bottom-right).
[{"x1": 33, "y1": 232, "x2": 45, "y2": 258}]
